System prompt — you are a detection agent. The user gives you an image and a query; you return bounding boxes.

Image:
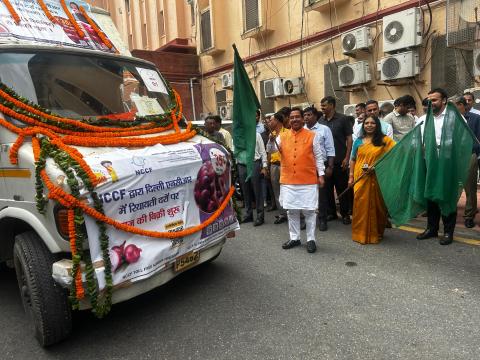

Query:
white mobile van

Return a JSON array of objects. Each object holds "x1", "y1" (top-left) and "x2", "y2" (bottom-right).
[{"x1": 0, "y1": 2, "x2": 238, "y2": 346}]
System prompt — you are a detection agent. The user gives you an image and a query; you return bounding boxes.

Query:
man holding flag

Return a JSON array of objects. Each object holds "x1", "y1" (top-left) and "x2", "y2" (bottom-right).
[{"x1": 375, "y1": 87, "x2": 475, "y2": 246}]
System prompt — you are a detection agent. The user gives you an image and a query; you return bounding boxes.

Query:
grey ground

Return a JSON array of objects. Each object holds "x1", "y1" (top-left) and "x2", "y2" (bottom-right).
[{"x1": 1, "y1": 212, "x2": 480, "y2": 360}]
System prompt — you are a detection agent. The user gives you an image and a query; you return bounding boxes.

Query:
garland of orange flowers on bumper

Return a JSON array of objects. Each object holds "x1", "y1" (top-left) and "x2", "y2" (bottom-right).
[
  {"x1": 79, "y1": 5, "x2": 114, "y2": 50},
  {"x1": 1, "y1": 0, "x2": 20, "y2": 24}
]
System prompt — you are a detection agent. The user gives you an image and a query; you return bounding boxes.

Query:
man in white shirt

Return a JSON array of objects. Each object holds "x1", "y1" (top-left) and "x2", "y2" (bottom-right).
[
  {"x1": 416, "y1": 88, "x2": 457, "y2": 245},
  {"x1": 278, "y1": 107, "x2": 326, "y2": 253},
  {"x1": 213, "y1": 116, "x2": 233, "y2": 149}
]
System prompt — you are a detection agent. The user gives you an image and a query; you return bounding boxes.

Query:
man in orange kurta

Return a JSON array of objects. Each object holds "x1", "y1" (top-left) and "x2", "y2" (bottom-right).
[{"x1": 278, "y1": 108, "x2": 326, "y2": 253}]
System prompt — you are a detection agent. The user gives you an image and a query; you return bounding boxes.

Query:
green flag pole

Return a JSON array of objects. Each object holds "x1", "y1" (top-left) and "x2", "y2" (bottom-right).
[{"x1": 232, "y1": 44, "x2": 261, "y2": 181}]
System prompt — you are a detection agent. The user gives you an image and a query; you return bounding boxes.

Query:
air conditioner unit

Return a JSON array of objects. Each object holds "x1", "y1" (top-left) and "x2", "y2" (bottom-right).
[
  {"x1": 264, "y1": 78, "x2": 284, "y2": 98},
  {"x1": 474, "y1": 49, "x2": 480, "y2": 77},
  {"x1": 343, "y1": 104, "x2": 357, "y2": 117},
  {"x1": 338, "y1": 61, "x2": 371, "y2": 87},
  {"x1": 378, "y1": 51, "x2": 419, "y2": 81},
  {"x1": 283, "y1": 77, "x2": 304, "y2": 96},
  {"x1": 221, "y1": 72, "x2": 234, "y2": 89},
  {"x1": 382, "y1": 7, "x2": 422, "y2": 53},
  {"x1": 341, "y1": 27, "x2": 372, "y2": 54},
  {"x1": 218, "y1": 104, "x2": 233, "y2": 120}
]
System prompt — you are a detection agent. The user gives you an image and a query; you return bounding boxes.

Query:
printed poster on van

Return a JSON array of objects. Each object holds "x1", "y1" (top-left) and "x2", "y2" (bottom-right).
[
  {"x1": 82, "y1": 141, "x2": 239, "y2": 289},
  {"x1": 0, "y1": 0, "x2": 116, "y2": 52}
]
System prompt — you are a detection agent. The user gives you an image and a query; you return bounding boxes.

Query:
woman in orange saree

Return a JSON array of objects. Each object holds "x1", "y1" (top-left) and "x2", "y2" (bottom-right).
[{"x1": 348, "y1": 115, "x2": 395, "y2": 244}]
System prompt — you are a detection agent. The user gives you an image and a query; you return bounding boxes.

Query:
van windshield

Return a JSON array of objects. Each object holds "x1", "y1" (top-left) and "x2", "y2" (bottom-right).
[{"x1": 0, "y1": 51, "x2": 172, "y2": 120}]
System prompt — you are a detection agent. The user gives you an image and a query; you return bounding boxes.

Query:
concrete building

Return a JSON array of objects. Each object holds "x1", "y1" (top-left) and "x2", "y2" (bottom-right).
[
  {"x1": 193, "y1": 0, "x2": 480, "y2": 119},
  {"x1": 90, "y1": 0, "x2": 202, "y2": 121}
]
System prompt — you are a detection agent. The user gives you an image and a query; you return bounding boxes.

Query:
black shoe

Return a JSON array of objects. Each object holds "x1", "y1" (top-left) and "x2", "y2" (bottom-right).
[
  {"x1": 274, "y1": 215, "x2": 287, "y2": 224},
  {"x1": 253, "y1": 218, "x2": 264, "y2": 227},
  {"x1": 464, "y1": 218, "x2": 475, "y2": 228},
  {"x1": 306, "y1": 240, "x2": 317, "y2": 253},
  {"x1": 386, "y1": 219, "x2": 392, "y2": 228},
  {"x1": 439, "y1": 233, "x2": 453, "y2": 245},
  {"x1": 341, "y1": 216, "x2": 351, "y2": 225},
  {"x1": 326, "y1": 214, "x2": 338, "y2": 221},
  {"x1": 416, "y1": 228, "x2": 438, "y2": 240},
  {"x1": 266, "y1": 206, "x2": 277, "y2": 212},
  {"x1": 282, "y1": 240, "x2": 301, "y2": 249},
  {"x1": 318, "y1": 220, "x2": 327, "y2": 231},
  {"x1": 241, "y1": 216, "x2": 253, "y2": 224}
]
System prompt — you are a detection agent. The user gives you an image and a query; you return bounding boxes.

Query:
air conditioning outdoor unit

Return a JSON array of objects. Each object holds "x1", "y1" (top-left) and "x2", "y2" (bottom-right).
[
  {"x1": 378, "y1": 51, "x2": 419, "y2": 81},
  {"x1": 264, "y1": 78, "x2": 284, "y2": 98},
  {"x1": 221, "y1": 72, "x2": 234, "y2": 89},
  {"x1": 218, "y1": 104, "x2": 233, "y2": 120},
  {"x1": 382, "y1": 7, "x2": 422, "y2": 53},
  {"x1": 474, "y1": 49, "x2": 480, "y2": 77},
  {"x1": 343, "y1": 104, "x2": 357, "y2": 117},
  {"x1": 283, "y1": 77, "x2": 304, "y2": 96},
  {"x1": 341, "y1": 27, "x2": 372, "y2": 54},
  {"x1": 338, "y1": 61, "x2": 371, "y2": 87}
]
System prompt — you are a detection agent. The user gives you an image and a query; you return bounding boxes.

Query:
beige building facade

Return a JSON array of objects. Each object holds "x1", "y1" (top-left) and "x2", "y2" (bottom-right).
[
  {"x1": 194, "y1": 0, "x2": 480, "y2": 118},
  {"x1": 90, "y1": 0, "x2": 195, "y2": 50}
]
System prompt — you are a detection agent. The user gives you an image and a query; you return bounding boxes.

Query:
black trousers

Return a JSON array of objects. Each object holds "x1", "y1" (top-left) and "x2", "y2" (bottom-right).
[
  {"x1": 427, "y1": 200, "x2": 456, "y2": 235},
  {"x1": 321, "y1": 163, "x2": 349, "y2": 218},
  {"x1": 237, "y1": 161, "x2": 264, "y2": 220}
]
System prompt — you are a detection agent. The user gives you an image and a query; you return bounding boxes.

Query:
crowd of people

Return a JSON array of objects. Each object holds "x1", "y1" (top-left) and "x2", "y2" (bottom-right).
[{"x1": 204, "y1": 88, "x2": 480, "y2": 253}]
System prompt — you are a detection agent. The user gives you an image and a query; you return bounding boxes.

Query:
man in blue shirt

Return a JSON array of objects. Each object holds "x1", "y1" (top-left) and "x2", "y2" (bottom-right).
[{"x1": 304, "y1": 106, "x2": 336, "y2": 231}]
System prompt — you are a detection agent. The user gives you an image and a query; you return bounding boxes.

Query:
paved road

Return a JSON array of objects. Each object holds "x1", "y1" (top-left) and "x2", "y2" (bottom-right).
[{"x1": 1, "y1": 213, "x2": 480, "y2": 359}]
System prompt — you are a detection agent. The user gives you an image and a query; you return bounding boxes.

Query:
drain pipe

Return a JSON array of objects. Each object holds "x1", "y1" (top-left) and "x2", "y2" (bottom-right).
[{"x1": 190, "y1": 77, "x2": 197, "y2": 121}]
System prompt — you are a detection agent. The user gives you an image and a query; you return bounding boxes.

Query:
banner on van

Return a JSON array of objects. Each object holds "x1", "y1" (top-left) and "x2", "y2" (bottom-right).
[
  {"x1": 82, "y1": 141, "x2": 239, "y2": 289},
  {"x1": 0, "y1": 0, "x2": 116, "y2": 52}
]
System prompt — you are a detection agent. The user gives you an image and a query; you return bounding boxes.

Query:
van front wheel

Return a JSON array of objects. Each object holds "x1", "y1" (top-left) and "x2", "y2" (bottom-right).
[{"x1": 13, "y1": 231, "x2": 72, "y2": 347}]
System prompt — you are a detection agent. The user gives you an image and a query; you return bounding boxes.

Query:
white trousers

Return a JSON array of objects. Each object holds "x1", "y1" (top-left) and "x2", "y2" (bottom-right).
[{"x1": 287, "y1": 209, "x2": 317, "y2": 242}]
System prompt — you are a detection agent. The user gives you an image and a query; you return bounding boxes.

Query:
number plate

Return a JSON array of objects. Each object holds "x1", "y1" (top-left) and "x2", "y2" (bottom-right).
[{"x1": 174, "y1": 251, "x2": 200, "y2": 272}]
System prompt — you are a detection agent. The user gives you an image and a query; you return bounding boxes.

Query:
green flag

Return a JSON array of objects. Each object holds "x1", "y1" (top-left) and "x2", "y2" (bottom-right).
[
  {"x1": 423, "y1": 102, "x2": 475, "y2": 215},
  {"x1": 232, "y1": 44, "x2": 260, "y2": 180},
  {"x1": 375, "y1": 123, "x2": 427, "y2": 225}
]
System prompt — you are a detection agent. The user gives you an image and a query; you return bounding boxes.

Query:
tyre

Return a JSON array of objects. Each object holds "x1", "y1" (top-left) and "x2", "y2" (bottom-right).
[{"x1": 13, "y1": 231, "x2": 72, "y2": 347}]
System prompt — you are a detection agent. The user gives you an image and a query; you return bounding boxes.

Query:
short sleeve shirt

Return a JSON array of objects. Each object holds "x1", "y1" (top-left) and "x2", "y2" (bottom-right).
[{"x1": 318, "y1": 112, "x2": 353, "y2": 164}]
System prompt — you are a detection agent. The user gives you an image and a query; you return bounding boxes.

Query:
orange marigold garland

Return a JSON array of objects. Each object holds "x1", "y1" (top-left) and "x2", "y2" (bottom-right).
[
  {"x1": 79, "y1": 5, "x2": 115, "y2": 50},
  {"x1": 68, "y1": 209, "x2": 85, "y2": 300},
  {"x1": 37, "y1": 0, "x2": 56, "y2": 23},
  {"x1": 60, "y1": 0, "x2": 85, "y2": 38},
  {"x1": 1, "y1": 0, "x2": 20, "y2": 24}
]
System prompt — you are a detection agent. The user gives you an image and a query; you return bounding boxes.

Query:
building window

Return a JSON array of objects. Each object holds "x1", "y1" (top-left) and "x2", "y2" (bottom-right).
[
  {"x1": 323, "y1": 60, "x2": 349, "y2": 111},
  {"x1": 200, "y1": 8, "x2": 212, "y2": 51},
  {"x1": 244, "y1": 0, "x2": 259, "y2": 33},
  {"x1": 125, "y1": 0, "x2": 130, "y2": 13},
  {"x1": 159, "y1": 10, "x2": 165, "y2": 37}
]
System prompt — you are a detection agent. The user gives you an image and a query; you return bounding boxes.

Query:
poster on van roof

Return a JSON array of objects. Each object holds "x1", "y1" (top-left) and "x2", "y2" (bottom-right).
[
  {"x1": 0, "y1": 0, "x2": 116, "y2": 53},
  {"x1": 81, "y1": 141, "x2": 239, "y2": 289}
]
